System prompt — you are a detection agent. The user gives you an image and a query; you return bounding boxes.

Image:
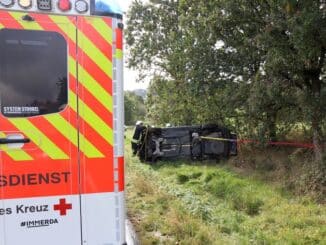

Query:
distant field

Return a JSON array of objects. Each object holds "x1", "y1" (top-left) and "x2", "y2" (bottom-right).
[{"x1": 125, "y1": 130, "x2": 326, "y2": 244}]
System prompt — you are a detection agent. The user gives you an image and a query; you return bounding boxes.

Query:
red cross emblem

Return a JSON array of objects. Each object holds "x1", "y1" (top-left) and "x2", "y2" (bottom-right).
[{"x1": 53, "y1": 198, "x2": 72, "y2": 216}]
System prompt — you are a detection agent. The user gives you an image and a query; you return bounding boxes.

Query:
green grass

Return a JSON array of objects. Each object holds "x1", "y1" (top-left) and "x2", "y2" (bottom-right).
[{"x1": 125, "y1": 130, "x2": 326, "y2": 244}]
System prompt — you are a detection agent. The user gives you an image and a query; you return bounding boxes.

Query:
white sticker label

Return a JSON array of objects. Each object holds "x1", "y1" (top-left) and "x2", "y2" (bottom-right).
[{"x1": 3, "y1": 106, "x2": 39, "y2": 114}]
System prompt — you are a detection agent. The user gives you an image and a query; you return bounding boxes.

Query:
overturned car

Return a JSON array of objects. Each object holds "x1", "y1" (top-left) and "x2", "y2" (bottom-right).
[{"x1": 133, "y1": 124, "x2": 237, "y2": 162}]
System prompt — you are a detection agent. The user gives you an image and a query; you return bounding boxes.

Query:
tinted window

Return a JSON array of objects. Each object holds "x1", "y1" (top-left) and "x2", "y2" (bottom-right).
[{"x1": 0, "y1": 29, "x2": 68, "y2": 117}]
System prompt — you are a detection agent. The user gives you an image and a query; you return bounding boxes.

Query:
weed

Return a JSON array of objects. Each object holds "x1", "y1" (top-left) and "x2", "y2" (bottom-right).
[
  {"x1": 206, "y1": 177, "x2": 244, "y2": 199},
  {"x1": 204, "y1": 172, "x2": 219, "y2": 183},
  {"x1": 265, "y1": 217, "x2": 276, "y2": 224},
  {"x1": 204, "y1": 173, "x2": 214, "y2": 182},
  {"x1": 193, "y1": 229, "x2": 213, "y2": 245},
  {"x1": 156, "y1": 196, "x2": 169, "y2": 213},
  {"x1": 133, "y1": 175, "x2": 154, "y2": 195},
  {"x1": 220, "y1": 225, "x2": 232, "y2": 234},
  {"x1": 177, "y1": 174, "x2": 189, "y2": 184},
  {"x1": 232, "y1": 193, "x2": 247, "y2": 211},
  {"x1": 245, "y1": 198, "x2": 264, "y2": 215},
  {"x1": 190, "y1": 172, "x2": 202, "y2": 179}
]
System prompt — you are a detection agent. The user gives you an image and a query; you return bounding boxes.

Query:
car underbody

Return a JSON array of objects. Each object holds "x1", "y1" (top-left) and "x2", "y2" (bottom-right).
[{"x1": 135, "y1": 124, "x2": 237, "y2": 162}]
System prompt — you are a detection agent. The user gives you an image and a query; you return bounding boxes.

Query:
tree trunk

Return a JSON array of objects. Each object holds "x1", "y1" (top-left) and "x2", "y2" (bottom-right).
[
  {"x1": 311, "y1": 76, "x2": 324, "y2": 162},
  {"x1": 312, "y1": 119, "x2": 323, "y2": 162},
  {"x1": 267, "y1": 110, "x2": 277, "y2": 142}
]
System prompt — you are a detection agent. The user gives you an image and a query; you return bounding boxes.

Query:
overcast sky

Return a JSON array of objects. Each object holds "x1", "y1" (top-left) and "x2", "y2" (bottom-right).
[{"x1": 121, "y1": 0, "x2": 149, "y2": 91}]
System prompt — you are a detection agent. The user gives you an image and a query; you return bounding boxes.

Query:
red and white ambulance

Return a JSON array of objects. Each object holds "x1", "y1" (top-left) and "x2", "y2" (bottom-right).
[{"x1": 0, "y1": 0, "x2": 125, "y2": 244}]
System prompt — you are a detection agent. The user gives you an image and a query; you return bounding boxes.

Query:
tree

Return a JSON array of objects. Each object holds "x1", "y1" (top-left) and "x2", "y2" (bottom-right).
[
  {"x1": 124, "y1": 91, "x2": 146, "y2": 125},
  {"x1": 126, "y1": 0, "x2": 326, "y2": 161},
  {"x1": 260, "y1": 0, "x2": 326, "y2": 160},
  {"x1": 180, "y1": 0, "x2": 325, "y2": 159},
  {"x1": 126, "y1": 0, "x2": 182, "y2": 78}
]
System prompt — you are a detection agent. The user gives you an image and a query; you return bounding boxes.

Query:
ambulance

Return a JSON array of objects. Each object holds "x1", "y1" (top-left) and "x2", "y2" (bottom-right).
[{"x1": 0, "y1": 0, "x2": 125, "y2": 244}]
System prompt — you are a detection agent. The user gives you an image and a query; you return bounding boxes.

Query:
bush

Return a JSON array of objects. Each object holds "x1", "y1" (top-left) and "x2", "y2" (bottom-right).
[
  {"x1": 288, "y1": 153, "x2": 326, "y2": 203},
  {"x1": 232, "y1": 192, "x2": 264, "y2": 215}
]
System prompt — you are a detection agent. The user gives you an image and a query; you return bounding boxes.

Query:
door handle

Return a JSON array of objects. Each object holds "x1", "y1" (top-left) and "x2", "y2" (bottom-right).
[{"x1": 0, "y1": 138, "x2": 30, "y2": 144}]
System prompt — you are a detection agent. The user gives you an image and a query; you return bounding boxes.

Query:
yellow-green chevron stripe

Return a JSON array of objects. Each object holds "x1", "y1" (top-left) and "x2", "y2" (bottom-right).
[
  {"x1": 89, "y1": 17, "x2": 113, "y2": 44},
  {"x1": 115, "y1": 49, "x2": 123, "y2": 59},
  {"x1": 48, "y1": 15, "x2": 76, "y2": 41},
  {"x1": 9, "y1": 12, "x2": 43, "y2": 30},
  {"x1": 77, "y1": 31, "x2": 113, "y2": 79},
  {"x1": 9, "y1": 119, "x2": 69, "y2": 160},
  {"x1": 45, "y1": 114, "x2": 104, "y2": 158},
  {"x1": 69, "y1": 92, "x2": 113, "y2": 146},
  {"x1": 68, "y1": 57, "x2": 113, "y2": 113},
  {"x1": 0, "y1": 132, "x2": 33, "y2": 161}
]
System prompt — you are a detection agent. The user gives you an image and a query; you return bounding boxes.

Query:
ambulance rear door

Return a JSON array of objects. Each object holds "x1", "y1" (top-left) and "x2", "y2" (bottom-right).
[{"x1": 0, "y1": 11, "x2": 82, "y2": 245}]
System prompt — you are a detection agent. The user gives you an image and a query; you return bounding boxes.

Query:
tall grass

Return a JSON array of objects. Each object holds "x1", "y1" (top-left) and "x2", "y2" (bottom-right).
[{"x1": 125, "y1": 130, "x2": 326, "y2": 244}]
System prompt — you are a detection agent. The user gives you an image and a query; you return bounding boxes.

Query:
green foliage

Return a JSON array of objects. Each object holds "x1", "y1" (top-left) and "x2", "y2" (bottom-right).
[
  {"x1": 177, "y1": 172, "x2": 202, "y2": 184},
  {"x1": 124, "y1": 91, "x2": 146, "y2": 125},
  {"x1": 126, "y1": 0, "x2": 326, "y2": 161}
]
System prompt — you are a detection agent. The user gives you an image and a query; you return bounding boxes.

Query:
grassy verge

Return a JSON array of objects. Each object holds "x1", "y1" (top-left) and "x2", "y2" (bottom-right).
[{"x1": 125, "y1": 131, "x2": 326, "y2": 244}]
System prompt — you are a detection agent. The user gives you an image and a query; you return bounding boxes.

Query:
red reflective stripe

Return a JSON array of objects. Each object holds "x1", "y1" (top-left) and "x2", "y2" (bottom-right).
[
  {"x1": 77, "y1": 51, "x2": 113, "y2": 95},
  {"x1": 69, "y1": 75, "x2": 113, "y2": 128},
  {"x1": 30, "y1": 13, "x2": 76, "y2": 26},
  {"x1": 61, "y1": 107, "x2": 113, "y2": 156},
  {"x1": 115, "y1": 28, "x2": 123, "y2": 50},
  {"x1": 118, "y1": 157, "x2": 124, "y2": 191},
  {"x1": 0, "y1": 11, "x2": 23, "y2": 28},
  {"x1": 74, "y1": 16, "x2": 115, "y2": 194},
  {"x1": 102, "y1": 17, "x2": 112, "y2": 29},
  {"x1": 36, "y1": 15, "x2": 112, "y2": 95},
  {"x1": 30, "y1": 115, "x2": 79, "y2": 158},
  {"x1": 77, "y1": 17, "x2": 112, "y2": 60},
  {"x1": 69, "y1": 74, "x2": 113, "y2": 151},
  {"x1": 73, "y1": 17, "x2": 113, "y2": 95}
]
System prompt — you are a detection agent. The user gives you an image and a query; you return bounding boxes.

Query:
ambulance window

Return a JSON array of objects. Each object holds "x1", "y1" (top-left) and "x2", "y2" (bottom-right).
[{"x1": 0, "y1": 29, "x2": 68, "y2": 117}]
